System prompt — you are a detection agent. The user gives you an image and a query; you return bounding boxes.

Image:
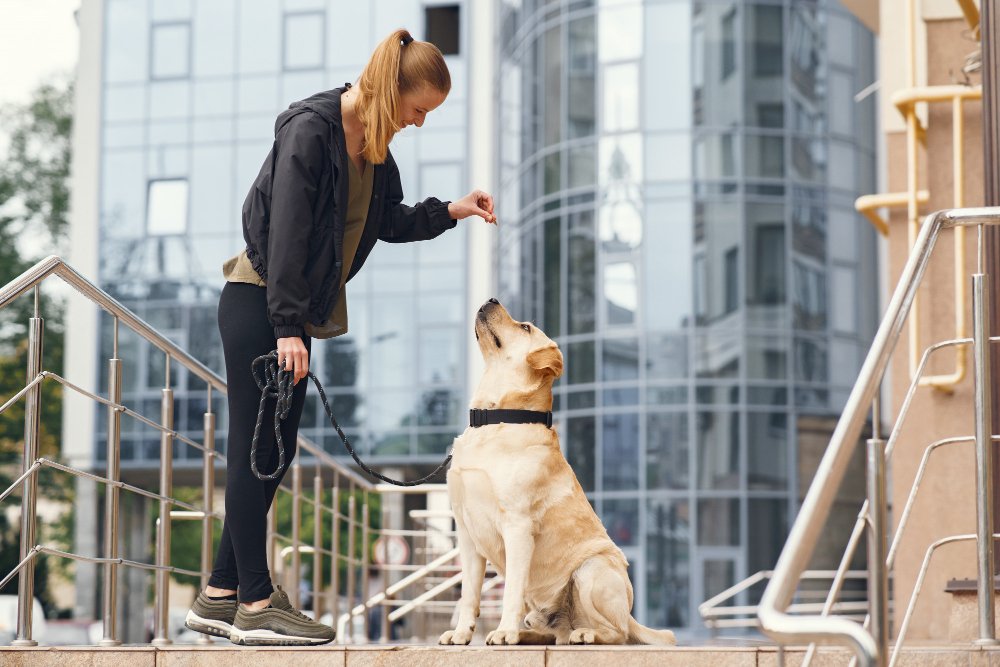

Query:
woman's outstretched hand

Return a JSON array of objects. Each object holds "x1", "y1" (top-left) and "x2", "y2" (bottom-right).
[
  {"x1": 277, "y1": 336, "x2": 309, "y2": 385},
  {"x1": 449, "y1": 190, "x2": 497, "y2": 224}
]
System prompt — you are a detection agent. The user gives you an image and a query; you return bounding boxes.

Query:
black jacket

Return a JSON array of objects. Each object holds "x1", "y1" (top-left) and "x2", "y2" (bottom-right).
[{"x1": 242, "y1": 84, "x2": 457, "y2": 338}]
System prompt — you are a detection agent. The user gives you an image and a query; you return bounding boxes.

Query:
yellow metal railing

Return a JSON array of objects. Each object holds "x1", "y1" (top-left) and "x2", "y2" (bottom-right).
[{"x1": 854, "y1": 0, "x2": 983, "y2": 391}]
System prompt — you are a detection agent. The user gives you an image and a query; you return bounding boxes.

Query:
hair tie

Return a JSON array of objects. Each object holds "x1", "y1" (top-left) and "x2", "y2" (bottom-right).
[{"x1": 401, "y1": 34, "x2": 414, "y2": 46}]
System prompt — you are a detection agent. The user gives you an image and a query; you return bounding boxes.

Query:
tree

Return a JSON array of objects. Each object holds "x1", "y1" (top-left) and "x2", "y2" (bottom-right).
[{"x1": 0, "y1": 78, "x2": 74, "y2": 615}]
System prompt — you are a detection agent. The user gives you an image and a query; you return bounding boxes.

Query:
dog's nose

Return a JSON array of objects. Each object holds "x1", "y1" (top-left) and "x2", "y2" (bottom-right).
[{"x1": 488, "y1": 298, "x2": 499, "y2": 305}]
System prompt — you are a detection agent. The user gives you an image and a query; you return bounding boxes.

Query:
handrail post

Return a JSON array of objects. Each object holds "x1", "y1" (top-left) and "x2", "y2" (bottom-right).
[
  {"x1": 99, "y1": 317, "x2": 122, "y2": 647},
  {"x1": 972, "y1": 273, "x2": 999, "y2": 644},
  {"x1": 331, "y1": 481, "x2": 341, "y2": 632},
  {"x1": 152, "y1": 373, "x2": 174, "y2": 646},
  {"x1": 13, "y1": 305, "x2": 43, "y2": 646},
  {"x1": 866, "y1": 435, "x2": 889, "y2": 666},
  {"x1": 291, "y1": 461, "x2": 302, "y2": 608},
  {"x1": 313, "y1": 469, "x2": 322, "y2": 616},
  {"x1": 361, "y1": 499, "x2": 371, "y2": 641},
  {"x1": 198, "y1": 394, "x2": 216, "y2": 645},
  {"x1": 346, "y1": 491, "x2": 357, "y2": 642}
]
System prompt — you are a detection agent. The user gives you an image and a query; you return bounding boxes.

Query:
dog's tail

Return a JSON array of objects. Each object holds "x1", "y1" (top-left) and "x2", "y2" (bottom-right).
[{"x1": 627, "y1": 617, "x2": 677, "y2": 645}]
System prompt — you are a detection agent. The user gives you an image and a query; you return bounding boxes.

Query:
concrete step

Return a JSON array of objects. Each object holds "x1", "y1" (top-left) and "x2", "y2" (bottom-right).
[{"x1": 3, "y1": 644, "x2": 1000, "y2": 667}]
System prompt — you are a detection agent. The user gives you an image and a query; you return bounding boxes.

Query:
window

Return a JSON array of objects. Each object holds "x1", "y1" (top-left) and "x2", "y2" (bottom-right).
[
  {"x1": 425, "y1": 5, "x2": 460, "y2": 56},
  {"x1": 146, "y1": 179, "x2": 188, "y2": 236},
  {"x1": 283, "y1": 12, "x2": 325, "y2": 70},
  {"x1": 721, "y1": 9, "x2": 736, "y2": 79},
  {"x1": 150, "y1": 22, "x2": 190, "y2": 80},
  {"x1": 724, "y1": 247, "x2": 738, "y2": 314}
]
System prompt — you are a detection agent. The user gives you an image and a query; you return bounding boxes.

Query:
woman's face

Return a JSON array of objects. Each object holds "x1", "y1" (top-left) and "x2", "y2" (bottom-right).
[{"x1": 397, "y1": 86, "x2": 447, "y2": 129}]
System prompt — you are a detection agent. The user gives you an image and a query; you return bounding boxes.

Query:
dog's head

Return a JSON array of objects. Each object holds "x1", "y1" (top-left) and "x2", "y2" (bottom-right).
[{"x1": 475, "y1": 298, "x2": 564, "y2": 383}]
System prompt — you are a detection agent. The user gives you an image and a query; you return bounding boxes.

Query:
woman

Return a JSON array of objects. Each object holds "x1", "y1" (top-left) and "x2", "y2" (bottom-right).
[{"x1": 183, "y1": 28, "x2": 495, "y2": 646}]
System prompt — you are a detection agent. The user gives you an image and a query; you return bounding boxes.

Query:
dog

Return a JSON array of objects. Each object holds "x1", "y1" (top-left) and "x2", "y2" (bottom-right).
[{"x1": 438, "y1": 298, "x2": 677, "y2": 646}]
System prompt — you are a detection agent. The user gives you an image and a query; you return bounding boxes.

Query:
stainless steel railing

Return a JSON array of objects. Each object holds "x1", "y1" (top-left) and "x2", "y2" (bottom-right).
[
  {"x1": 0, "y1": 255, "x2": 464, "y2": 646},
  {"x1": 757, "y1": 207, "x2": 1000, "y2": 666}
]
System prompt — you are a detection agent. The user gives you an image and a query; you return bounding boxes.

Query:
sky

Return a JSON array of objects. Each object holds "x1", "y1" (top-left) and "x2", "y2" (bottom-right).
[{"x1": 0, "y1": 0, "x2": 80, "y2": 109}]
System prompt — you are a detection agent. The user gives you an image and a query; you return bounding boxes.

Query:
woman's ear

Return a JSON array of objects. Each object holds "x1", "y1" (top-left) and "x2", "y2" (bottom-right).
[{"x1": 526, "y1": 343, "x2": 564, "y2": 379}]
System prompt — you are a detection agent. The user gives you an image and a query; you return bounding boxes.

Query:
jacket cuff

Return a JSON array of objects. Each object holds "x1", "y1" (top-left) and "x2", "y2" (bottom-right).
[
  {"x1": 273, "y1": 324, "x2": 305, "y2": 339},
  {"x1": 434, "y1": 200, "x2": 459, "y2": 229}
]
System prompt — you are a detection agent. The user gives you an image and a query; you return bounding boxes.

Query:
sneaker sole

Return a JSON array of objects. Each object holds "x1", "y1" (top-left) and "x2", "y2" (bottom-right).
[
  {"x1": 184, "y1": 610, "x2": 235, "y2": 638},
  {"x1": 229, "y1": 627, "x2": 335, "y2": 646}
]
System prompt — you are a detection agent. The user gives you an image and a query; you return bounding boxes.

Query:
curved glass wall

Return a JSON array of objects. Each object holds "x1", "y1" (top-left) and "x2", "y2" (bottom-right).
[{"x1": 496, "y1": 0, "x2": 877, "y2": 631}]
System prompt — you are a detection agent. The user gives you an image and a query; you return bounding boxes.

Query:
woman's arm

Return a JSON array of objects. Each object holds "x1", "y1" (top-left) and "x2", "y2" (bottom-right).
[
  {"x1": 377, "y1": 153, "x2": 459, "y2": 243},
  {"x1": 265, "y1": 112, "x2": 328, "y2": 339}
]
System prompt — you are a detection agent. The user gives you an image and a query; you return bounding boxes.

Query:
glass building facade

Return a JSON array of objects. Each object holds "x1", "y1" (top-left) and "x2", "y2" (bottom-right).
[
  {"x1": 93, "y1": 0, "x2": 472, "y2": 471},
  {"x1": 496, "y1": 0, "x2": 878, "y2": 630}
]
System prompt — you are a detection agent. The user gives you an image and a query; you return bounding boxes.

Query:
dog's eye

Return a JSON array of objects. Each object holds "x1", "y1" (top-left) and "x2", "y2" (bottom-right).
[{"x1": 521, "y1": 323, "x2": 531, "y2": 332}]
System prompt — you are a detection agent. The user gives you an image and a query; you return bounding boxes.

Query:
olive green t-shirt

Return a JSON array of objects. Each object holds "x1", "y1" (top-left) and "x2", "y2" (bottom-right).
[{"x1": 222, "y1": 158, "x2": 374, "y2": 339}]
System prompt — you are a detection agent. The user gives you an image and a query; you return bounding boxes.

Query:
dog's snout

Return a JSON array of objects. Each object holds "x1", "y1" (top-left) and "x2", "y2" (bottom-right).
[{"x1": 479, "y1": 297, "x2": 502, "y2": 314}]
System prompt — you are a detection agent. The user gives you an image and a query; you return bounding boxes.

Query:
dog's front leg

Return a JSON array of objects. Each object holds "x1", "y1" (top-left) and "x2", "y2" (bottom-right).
[
  {"x1": 486, "y1": 517, "x2": 534, "y2": 646},
  {"x1": 439, "y1": 514, "x2": 486, "y2": 645}
]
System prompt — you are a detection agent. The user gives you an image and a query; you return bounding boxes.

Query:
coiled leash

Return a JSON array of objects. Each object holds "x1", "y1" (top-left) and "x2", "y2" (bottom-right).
[{"x1": 250, "y1": 350, "x2": 452, "y2": 485}]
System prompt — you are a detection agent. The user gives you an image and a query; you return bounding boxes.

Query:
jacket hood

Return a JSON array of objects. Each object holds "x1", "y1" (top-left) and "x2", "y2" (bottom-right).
[{"x1": 274, "y1": 85, "x2": 348, "y2": 134}]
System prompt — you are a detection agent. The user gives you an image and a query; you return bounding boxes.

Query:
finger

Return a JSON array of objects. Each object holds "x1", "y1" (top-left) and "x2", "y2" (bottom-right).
[{"x1": 480, "y1": 192, "x2": 494, "y2": 214}]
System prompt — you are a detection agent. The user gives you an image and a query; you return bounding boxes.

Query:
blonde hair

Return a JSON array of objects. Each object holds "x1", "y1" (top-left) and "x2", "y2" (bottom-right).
[{"x1": 355, "y1": 28, "x2": 451, "y2": 164}]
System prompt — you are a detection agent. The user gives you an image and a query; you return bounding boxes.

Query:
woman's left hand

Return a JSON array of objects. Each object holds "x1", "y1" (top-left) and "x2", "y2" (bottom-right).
[{"x1": 449, "y1": 190, "x2": 497, "y2": 224}]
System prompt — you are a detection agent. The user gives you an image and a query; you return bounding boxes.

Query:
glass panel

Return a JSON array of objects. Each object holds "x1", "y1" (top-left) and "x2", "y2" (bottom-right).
[
  {"x1": 694, "y1": 329, "x2": 740, "y2": 379},
  {"x1": 147, "y1": 180, "x2": 189, "y2": 235},
  {"x1": 746, "y1": 334, "x2": 788, "y2": 380},
  {"x1": 696, "y1": 410, "x2": 739, "y2": 489},
  {"x1": 602, "y1": 498, "x2": 638, "y2": 546},
  {"x1": 646, "y1": 497, "x2": 690, "y2": 628},
  {"x1": 748, "y1": 498, "x2": 788, "y2": 575},
  {"x1": 151, "y1": 22, "x2": 191, "y2": 79},
  {"x1": 645, "y1": 333, "x2": 688, "y2": 380},
  {"x1": 419, "y1": 328, "x2": 461, "y2": 385},
  {"x1": 568, "y1": 211, "x2": 596, "y2": 334},
  {"x1": 603, "y1": 62, "x2": 639, "y2": 133},
  {"x1": 567, "y1": 340, "x2": 596, "y2": 384},
  {"x1": 794, "y1": 336, "x2": 828, "y2": 382},
  {"x1": 792, "y1": 260, "x2": 827, "y2": 331},
  {"x1": 702, "y1": 559, "x2": 736, "y2": 601},
  {"x1": 646, "y1": 412, "x2": 689, "y2": 490},
  {"x1": 417, "y1": 387, "x2": 461, "y2": 427},
  {"x1": 543, "y1": 25, "x2": 562, "y2": 146},
  {"x1": 602, "y1": 413, "x2": 639, "y2": 491},
  {"x1": 748, "y1": 4, "x2": 783, "y2": 78},
  {"x1": 602, "y1": 338, "x2": 638, "y2": 381},
  {"x1": 604, "y1": 261, "x2": 638, "y2": 326},
  {"x1": 747, "y1": 412, "x2": 788, "y2": 490},
  {"x1": 284, "y1": 12, "x2": 324, "y2": 69},
  {"x1": 697, "y1": 498, "x2": 739, "y2": 546},
  {"x1": 567, "y1": 416, "x2": 596, "y2": 492},
  {"x1": 544, "y1": 217, "x2": 562, "y2": 337},
  {"x1": 568, "y1": 15, "x2": 596, "y2": 138}
]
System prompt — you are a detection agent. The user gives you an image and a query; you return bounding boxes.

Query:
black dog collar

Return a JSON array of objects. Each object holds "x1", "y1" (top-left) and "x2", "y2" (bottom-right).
[{"x1": 469, "y1": 408, "x2": 553, "y2": 429}]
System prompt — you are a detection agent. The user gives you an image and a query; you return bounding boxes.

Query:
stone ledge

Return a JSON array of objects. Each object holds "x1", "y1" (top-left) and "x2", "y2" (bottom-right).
[{"x1": 4, "y1": 644, "x2": 1000, "y2": 667}]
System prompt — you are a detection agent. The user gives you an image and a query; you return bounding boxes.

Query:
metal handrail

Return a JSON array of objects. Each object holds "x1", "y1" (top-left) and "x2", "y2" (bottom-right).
[
  {"x1": 0, "y1": 255, "x2": 465, "y2": 647},
  {"x1": 757, "y1": 207, "x2": 1000, "y2": 665}
]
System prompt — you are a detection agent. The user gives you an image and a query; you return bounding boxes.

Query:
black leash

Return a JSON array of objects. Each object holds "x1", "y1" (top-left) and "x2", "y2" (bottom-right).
[{"x1": 250, "y1": 350, "x2": 452, "y2": 486}]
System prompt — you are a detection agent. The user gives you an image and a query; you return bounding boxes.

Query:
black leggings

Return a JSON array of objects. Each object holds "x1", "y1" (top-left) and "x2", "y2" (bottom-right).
[{"x1": 208, "y1": 282, "x2": 311, "y2": 602}]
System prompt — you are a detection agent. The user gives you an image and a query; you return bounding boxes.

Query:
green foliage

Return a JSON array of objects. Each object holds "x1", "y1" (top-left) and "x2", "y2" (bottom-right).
[{"x1": 0, "y1": 78, "x2": 74, "y2": 615}]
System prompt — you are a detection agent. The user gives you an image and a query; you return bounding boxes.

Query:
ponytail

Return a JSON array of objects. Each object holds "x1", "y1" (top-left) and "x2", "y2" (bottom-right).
[{"x1": 355, "y1": 28, "x2": 451, "y2": 164}]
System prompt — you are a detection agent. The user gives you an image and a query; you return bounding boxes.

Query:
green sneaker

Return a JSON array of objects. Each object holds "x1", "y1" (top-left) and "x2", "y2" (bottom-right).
[
  {"x1": 184, "y1": 590, "x2": 238, "y2": 638},
  {"x1": 229, "y1": 586, "x2": 335, "y2": 646}
]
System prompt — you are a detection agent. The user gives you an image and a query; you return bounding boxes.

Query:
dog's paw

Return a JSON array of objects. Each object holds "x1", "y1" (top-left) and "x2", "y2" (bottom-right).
[
  {"x1": 439, "y1": 628, "x2": 474, "y2": 645},
  {"x1": 486, "y1": 628, "x2": 522, "y2": 645},
  {"x1": 569, "y1": 628, "x2": 597, "y2": 644}
]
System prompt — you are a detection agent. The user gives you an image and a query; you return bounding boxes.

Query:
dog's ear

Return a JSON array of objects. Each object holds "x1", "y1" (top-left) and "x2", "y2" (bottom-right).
[{"x1": 527, "y1": 343, "x2": 564, "y2": 378}]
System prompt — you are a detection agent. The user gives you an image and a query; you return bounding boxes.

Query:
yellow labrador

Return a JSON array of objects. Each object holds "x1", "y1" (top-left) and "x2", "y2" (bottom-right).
[{"x1": 438, "y1": 299, "x2": 677, "y2": 646}]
